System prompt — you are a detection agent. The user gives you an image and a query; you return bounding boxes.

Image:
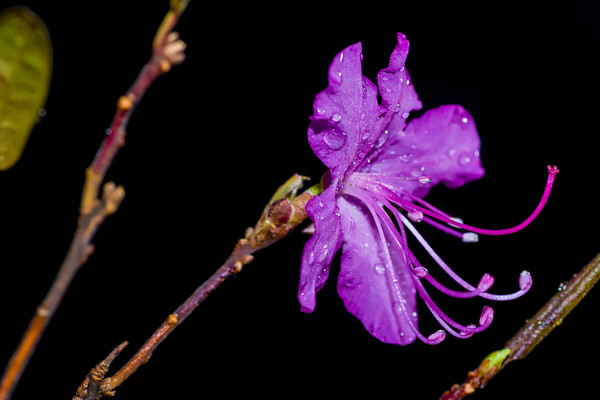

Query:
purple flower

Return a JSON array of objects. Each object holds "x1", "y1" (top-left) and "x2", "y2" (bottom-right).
[{"x1": 299, "y1": 33, "x2": 559, "y2": 345}]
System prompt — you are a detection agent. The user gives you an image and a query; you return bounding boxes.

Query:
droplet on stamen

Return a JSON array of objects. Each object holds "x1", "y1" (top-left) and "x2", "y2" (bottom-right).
[
  {"x1": 462, "y1": 232, "x2": 479, "y2": 243},
  {"x1": 418, "y1": 176, "x2": 432, "y2": 185}
]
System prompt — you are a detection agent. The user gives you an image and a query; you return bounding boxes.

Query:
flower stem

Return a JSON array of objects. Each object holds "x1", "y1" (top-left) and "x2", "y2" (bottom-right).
[{"x1": 440, "y1": 250, "x2": 600, "y2": 399}]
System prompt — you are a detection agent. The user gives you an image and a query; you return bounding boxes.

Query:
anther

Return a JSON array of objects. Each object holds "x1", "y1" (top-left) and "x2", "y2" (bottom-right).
[
  {"x1": 519, "y1": 270, "x2": 533, "y2": 291},
  {"x1": 479, "y1": 306, "x2": 494, "y2": 326},
  {"x1": 427, "y1": 330, "x2": 446, "y2": 343},
  {"x1": 477, "y1": 273, "x2": 495, "y2": 292}
]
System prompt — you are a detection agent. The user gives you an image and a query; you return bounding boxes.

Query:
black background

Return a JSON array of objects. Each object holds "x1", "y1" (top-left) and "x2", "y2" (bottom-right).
[{"x1": 1, "y1": 1, "x2": 599, "y2": 399}]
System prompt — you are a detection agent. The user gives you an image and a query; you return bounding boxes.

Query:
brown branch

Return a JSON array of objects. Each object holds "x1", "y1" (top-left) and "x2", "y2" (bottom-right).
[
  {"x1": 441, "y1": 250, "x2": 600, "y2": 400},
  {"x1": 72, "y1": 177, "x2": 317, "y2": 399},
  {"x1": 0, "y1": 5, "x2": 188, "y2": 400},
  {"x1": 72, "y1": 342, "x2": 129, "y2": 400}
]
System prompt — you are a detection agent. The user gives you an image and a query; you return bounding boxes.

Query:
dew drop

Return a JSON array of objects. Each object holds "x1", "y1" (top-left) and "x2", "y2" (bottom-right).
[
  {"x1": 331, "y1": 112, "x2": 342, "y2": 123},
  {"x1": 400, "y1": 153, "x2": 413, "y2": 163},
  {"x1": 458, "y1": 152, "x2": 472, "y2": 166},
  {"x1": 374, "y1": 130, "x2": 388, "y2": 148},
  {"x1": 323, "y1": 130, "x2": 346, "y2": 150},
  {"x1": 329, "y1": 69, "x2": 343, "y2": 85},
  {"x1": 375, "y1": 264, "x2": 385, "y2": 275}
]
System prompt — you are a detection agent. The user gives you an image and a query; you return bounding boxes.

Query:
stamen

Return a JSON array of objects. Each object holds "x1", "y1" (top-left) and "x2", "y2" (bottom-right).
[
  {"x1": 479, "y1": 306, "x2": 494, "y2": 326},
  {"x1": 427, "y1": 330, "x2": 446, "y2": 343},
  {"x1": 414, "y1": 276, "x2": 494, "y2": 337},
  {"x1": 409, "y1": 166, "x2": 559, "y2": 236},
  {"x1": 422, "y1": 216, "x2": 464, "y2": 239},
  {"x1": 343, "y1": 186, "x2": 445, "y2": 345},
  {"x1": 423, "y1": 272, "x2": 494, "y2": 299},
  {"x1": 519, "y1": 270, "x2": 533, "y2": 291},
  {"x1": 399, "y1": 213, "x2": 531, "y2": 301}
]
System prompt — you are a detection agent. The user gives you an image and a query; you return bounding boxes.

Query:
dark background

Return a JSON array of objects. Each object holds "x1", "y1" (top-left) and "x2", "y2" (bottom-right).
[{"x1": 1, "y1": 1, "x2": 598, "y2": 398}]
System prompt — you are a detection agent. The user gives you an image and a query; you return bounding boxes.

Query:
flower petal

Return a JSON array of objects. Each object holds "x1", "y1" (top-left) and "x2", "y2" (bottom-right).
[
  {"x1": 298, "y1": 186, "x2": 343, "y2": 313},
  {"x1": 365, "y1": 105, "x2": 485, "y2": 197},
  {"x1": 308, "y1": 42, "x2": 381, "y2": 177},
  {"x1": 336, "y1": 196, "x2": 417, "y2": 345},
  {"x1": 357, "y1": 33, "x2": 422, "y2": 171},
  {"x1": 377, "y1": 33, "x2": 422, "y2": 127}
]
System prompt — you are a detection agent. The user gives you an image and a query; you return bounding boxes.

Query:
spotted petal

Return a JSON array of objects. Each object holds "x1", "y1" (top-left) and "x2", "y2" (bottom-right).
[
  {"x1": 298, "y1": 185, "x2": 343, "y2": 313},
  {"x1": 365, "y1": 105, "x2": 485, "y2": 197},
  {"x1": 336, "y1": 196, "x2": 417, "y2": 345},
  {"x1": 308, "y1": 42, "x2": 382, "y2": 179}
]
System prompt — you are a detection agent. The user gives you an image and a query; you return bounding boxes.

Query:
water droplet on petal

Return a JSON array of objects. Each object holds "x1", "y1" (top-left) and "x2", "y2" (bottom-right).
[
  {"x1": 323, "y1": 130, "x2": 346, "y2": 150},
  {"x1": 375, "y1": 130, "x2": 389, "y2": 148},
  {"x1": 458, "y1": 152, "x2": 472, "y2": 166},
  {"x1": 400, "y1": 153, "x2": 413, "y2": 163},
  {"x1": 329, "y1": 69, "x2": 343, "y2": 85},
  {"x1": 375, "y1": 264, "x2": 385, "y2": 275},
  {"x1": 331, "y1": 112, "x2": 342, "y2": 123}
]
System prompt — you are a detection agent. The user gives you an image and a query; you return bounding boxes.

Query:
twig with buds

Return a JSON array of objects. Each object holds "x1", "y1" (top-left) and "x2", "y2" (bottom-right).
[
  {"x1": 441, "y1": 250, "x2": 600, "y2": 400},
  {"x1": 0, "y1": 4, "x2": 188, "y2": 400}
]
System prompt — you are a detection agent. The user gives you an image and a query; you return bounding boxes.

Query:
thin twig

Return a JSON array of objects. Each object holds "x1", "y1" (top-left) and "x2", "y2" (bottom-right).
[
  {"x1": 0, "y1": 5, "x2": 188, "y2": 399},
  {"x1": 72, "y1": 341, "x2": 129, "y2": 400},
  {"x1": 79, "y1": 177, "x2": 318, "y2": 399},
  {"x1": 440, "y1": 250, "x2": 600, "y2": 400}
]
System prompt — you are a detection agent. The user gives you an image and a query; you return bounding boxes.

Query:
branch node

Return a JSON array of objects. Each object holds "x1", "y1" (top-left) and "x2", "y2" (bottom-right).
[
  {"x1": 117, "y1": 94, "x2": 135, "y2": 112},
  {"x1": 101, "y1": 182, "x2": 125, "y2": 215}
]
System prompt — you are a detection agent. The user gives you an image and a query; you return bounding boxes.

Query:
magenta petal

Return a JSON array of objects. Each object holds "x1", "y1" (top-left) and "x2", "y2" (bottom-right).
[
  {"x1": 336, "y1": 196, "x2": 417, "y2": 345},
  {"x1": 308, "y1": 42, "x2": 381, "y2": 176},
  {"x1": 298, "y1": 186, "x2": 343, "y2": 313},
  {"x1": 366, "y1": 105, "x2": 485, "y2": 197},
  {"x1": 377, "y1": 33, "x2": 422, "y2": 128}
]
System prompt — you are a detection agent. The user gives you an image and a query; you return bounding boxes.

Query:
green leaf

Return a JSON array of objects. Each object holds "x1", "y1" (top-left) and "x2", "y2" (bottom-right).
[{"x1": 0, "y1": 6, "x2": 52, "y2": 170}]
